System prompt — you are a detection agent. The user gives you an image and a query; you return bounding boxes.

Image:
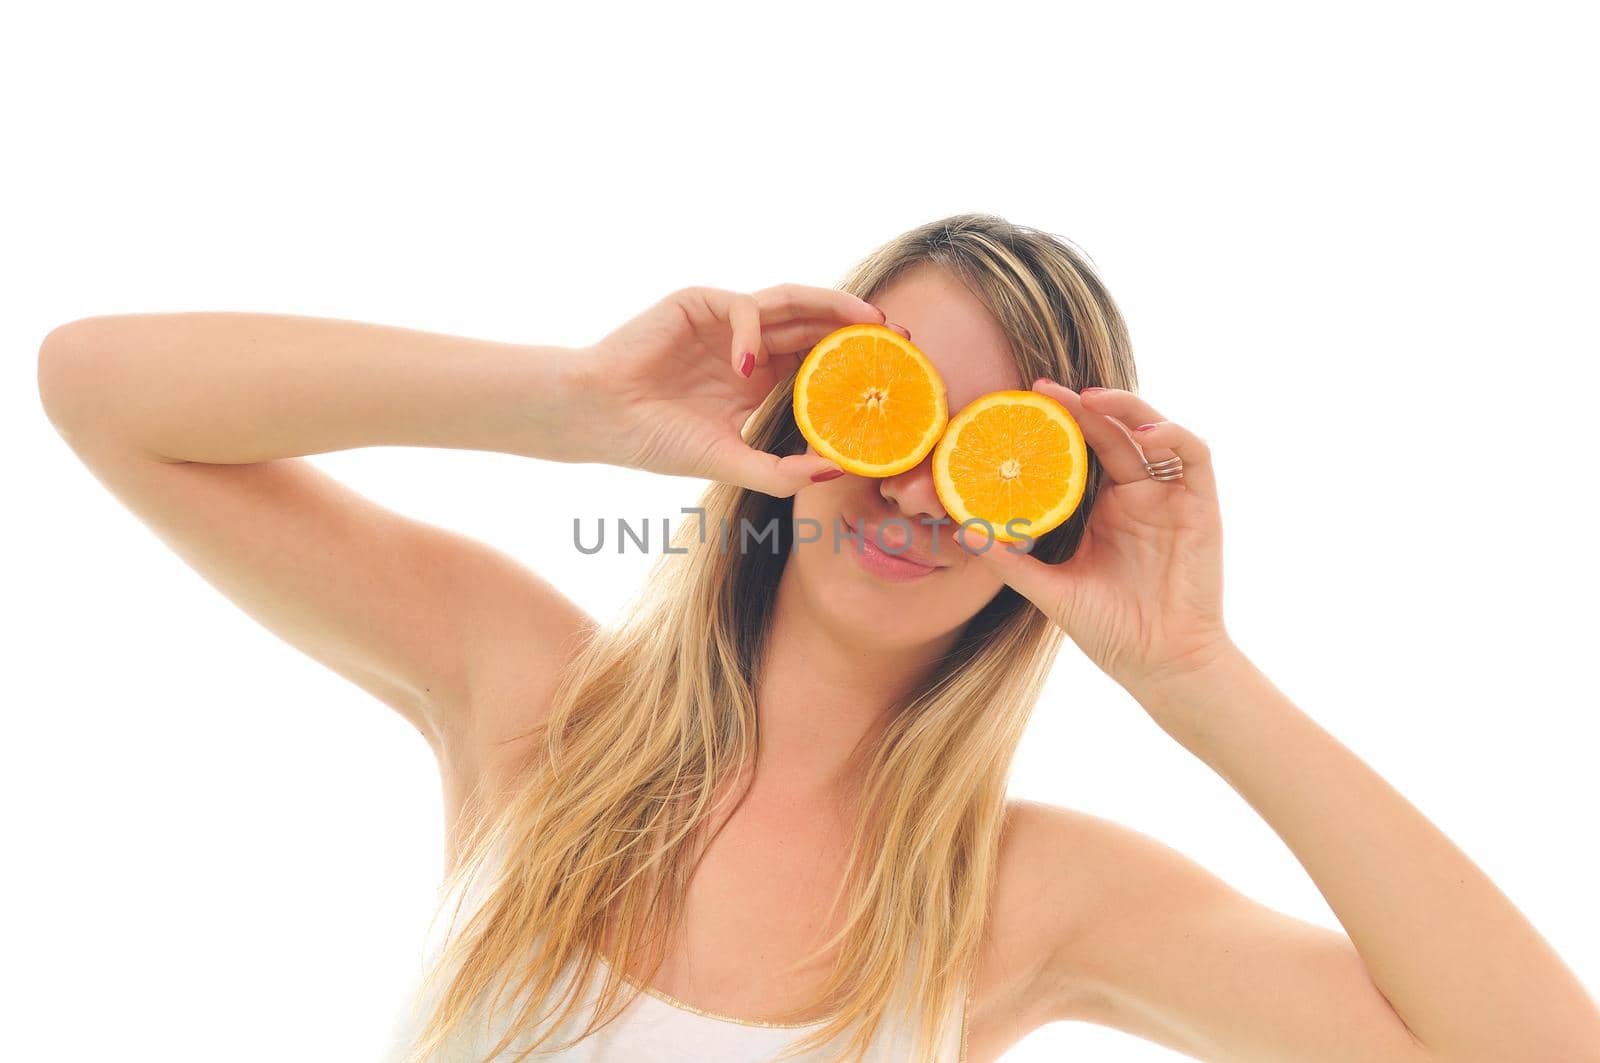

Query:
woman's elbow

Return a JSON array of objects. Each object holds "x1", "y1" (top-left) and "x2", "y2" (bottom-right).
[{"x1": 37, "y1": 315, "x2": 128, "y2": 440}]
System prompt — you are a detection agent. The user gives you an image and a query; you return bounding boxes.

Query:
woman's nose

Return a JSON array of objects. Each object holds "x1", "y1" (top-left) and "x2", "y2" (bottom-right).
[{"x1": 878, "y1": 452, "x2": 947, "y2": 522}]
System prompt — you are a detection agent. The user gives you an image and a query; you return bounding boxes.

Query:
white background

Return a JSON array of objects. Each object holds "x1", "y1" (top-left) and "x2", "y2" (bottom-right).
[{"x1": 3, "y1": 3, "x2": 1596, "y2": 1060}]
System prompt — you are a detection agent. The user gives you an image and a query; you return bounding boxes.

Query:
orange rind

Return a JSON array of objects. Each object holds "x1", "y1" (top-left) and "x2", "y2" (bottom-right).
[
  {"x1": 932, "y1": 390, "x2": 1088, "y2": 544},
  {"x1": 792, "y1": 324, "x2": 948, "y2": 477}
]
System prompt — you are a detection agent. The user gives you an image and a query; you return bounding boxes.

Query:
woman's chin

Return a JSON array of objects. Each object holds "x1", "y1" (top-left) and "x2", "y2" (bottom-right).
[{"x1": 788, "y1": 553, "x2": 958, "y2": 648}]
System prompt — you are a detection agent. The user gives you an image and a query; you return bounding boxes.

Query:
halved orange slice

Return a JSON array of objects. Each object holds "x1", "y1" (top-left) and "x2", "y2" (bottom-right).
[
  {"x1": 793, "y1": 324, "x2": 948, "y2": 477},
  {"x1": 933, "y1": 390, "x2": 1089, "y2": 543}
]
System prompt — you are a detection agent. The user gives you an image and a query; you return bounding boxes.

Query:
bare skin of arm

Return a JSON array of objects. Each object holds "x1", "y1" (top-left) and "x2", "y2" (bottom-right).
[
  {"x1": 980, "y1": 651, "x2": 1600, "y2": 1063},
  {"x1": 1081, "y1": 653, "x2": 1600, "y2": 1056},
  {"x1": 959, "y1": 381, "x2": 1600, "y2": 1062},
  {"x1": 35, "y1": 312, "x2": 601, "y2": 842},
  {"x1": 35, "y1": 290, "x2": 881, "y2": 856}
]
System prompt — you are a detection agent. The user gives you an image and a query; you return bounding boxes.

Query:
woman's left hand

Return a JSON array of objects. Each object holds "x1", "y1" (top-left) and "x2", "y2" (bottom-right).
[{"x1": 956, "y1": 379, "x2": 1236, "y2": 697}]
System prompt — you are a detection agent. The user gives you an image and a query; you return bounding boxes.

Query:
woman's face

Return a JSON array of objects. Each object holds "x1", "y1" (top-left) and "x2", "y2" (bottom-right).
[{"x1": 787, "y1": 262, "x2": 1026, "y2": 651}]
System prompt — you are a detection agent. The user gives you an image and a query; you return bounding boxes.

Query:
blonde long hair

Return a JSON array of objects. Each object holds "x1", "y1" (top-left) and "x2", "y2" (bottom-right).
[{"x1": 399, "y1": 213, "x2": 1139, "y2": 1062}]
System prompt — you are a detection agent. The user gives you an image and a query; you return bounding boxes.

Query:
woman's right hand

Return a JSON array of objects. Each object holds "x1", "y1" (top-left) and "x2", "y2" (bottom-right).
[{"x1": 566, "y1": 284, "x2": 903, "y2": 496}]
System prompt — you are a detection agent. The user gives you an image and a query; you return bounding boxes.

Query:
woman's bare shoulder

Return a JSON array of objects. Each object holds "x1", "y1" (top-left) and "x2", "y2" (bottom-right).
[
  {"x1": 990, "y1": 797, "x2": 1208, "y2": 967},
  {"x1": 968, "y1": 799, "x2": 1152, "y2": 1055},
  {"x1": 985, "y1": 799, "x2": 1111, "y2": 972}
]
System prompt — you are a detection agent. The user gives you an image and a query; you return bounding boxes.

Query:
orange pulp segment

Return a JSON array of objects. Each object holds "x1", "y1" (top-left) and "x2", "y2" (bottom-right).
[
  {"x1": 792, "y1": 324, "x2": 948, "y2": 477},
  {"x1": 932, "y1": 390, "x2": 1088, "y2": 544}
]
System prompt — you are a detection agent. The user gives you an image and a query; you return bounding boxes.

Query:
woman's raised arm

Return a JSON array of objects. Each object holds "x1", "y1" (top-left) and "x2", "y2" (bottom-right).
[
  {"x1": 35, "y1": 313, "x2": 606, "y2": 827},
  {"x1": 964, "y1": 381, "x2": 1600, "y2": 1060},
  {"x1": 34, "y1": 288, "x2": 886, "y2": 828}
]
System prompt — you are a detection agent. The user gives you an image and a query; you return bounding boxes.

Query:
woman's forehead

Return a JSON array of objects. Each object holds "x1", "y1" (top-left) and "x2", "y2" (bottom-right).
[{"x1": 872, "y1": 264, "x2": 1023, "y2": 409}]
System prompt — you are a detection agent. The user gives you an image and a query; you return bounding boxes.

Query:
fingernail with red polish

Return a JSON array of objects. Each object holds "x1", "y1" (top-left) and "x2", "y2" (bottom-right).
[
  {"x1": 810, "y1": 467, "x2": 845, "y2": 482},
  {"x1": 738, "y1": 351, "x2": 754, "y2": 377},
  {"x1": 1081, "y1": 386, "x2": 1107, "y2": 395},
  {"x1": 1135, "y1": 422, "x2": 1160, "y2": 432}
]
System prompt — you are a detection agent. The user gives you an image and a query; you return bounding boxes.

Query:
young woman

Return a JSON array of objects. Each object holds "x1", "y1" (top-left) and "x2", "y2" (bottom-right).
[{"x1": 37, "y1": 214, "x2": 1600, "y2": 1062}]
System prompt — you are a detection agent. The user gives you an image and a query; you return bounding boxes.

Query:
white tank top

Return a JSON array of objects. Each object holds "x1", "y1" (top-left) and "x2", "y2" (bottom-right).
[{"x1": 380, "y1": 846, "x2": 971, "y2": 1061}]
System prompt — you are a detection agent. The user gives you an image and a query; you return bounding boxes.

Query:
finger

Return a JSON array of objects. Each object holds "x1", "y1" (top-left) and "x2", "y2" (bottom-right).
[
  {"x1": 717, "y1": 441, "x2": 845, "y2": 498},
  {"x1": 1031, "y1": 378, "x2": 1150, "y2": 485},
  {"x1": 761, "y1": 318, "x2": 912, "y2": 363},
  {"x1": 726, "y1": 292, "x2": 764, "y2": 376},
  {"x1": 674, "y1": 287, "x2": 757, "y2": 378},
  {"x1": 753, "y1": 283, "x2": 887, "y2": 329},
  {"x1": 755, "y1": 316, "x2": 890, "y2": 363},
  {"x1": 1123, "y1": 419, "x2": 1217, "y2": 502},
  {"x1": 953, "y1": 522, "x2": 1076, "y2": 619},
  {"x1": 758, "y1": 318, "x2": 848, "y2": 360},
  {"x1": 752, "y1": 319, "x2": 915, "y2": 387},
  {"x1": 1077, "y1": 387, "x2": 1211, "y2": 498}
]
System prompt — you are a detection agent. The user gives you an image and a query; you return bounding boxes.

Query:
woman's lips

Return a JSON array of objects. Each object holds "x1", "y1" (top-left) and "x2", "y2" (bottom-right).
[{"x1": 842, "y1": 516, "x2": 943, "y2": 582}]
